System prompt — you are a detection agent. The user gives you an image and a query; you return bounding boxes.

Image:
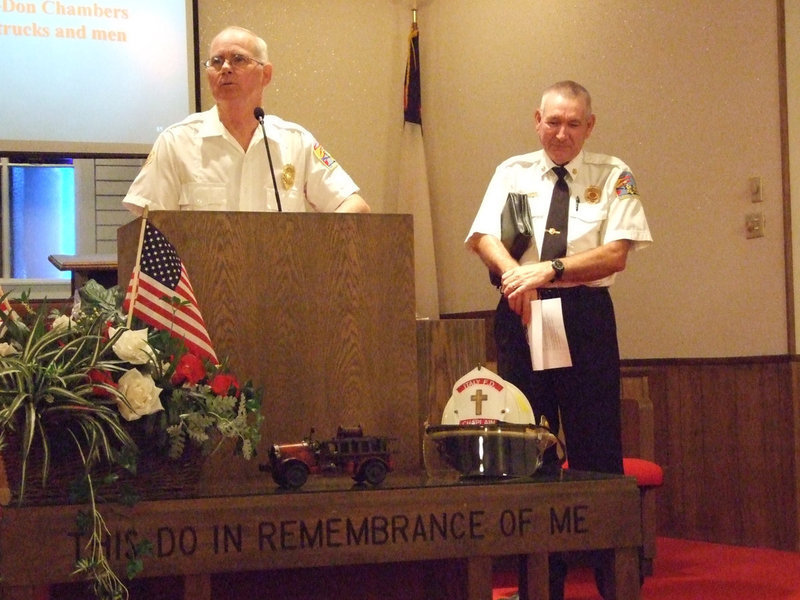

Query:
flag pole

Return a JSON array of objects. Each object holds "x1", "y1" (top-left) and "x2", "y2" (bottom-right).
[{"x1": 125, "y1": 206, "x2": 149, "y2": 328}]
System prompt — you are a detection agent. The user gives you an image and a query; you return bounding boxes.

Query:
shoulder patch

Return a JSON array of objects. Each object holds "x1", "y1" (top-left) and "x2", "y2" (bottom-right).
[
  {"x1": 313, "y1": 143, "x2": 339, "y2": 170},
  {"x1": 615, "y1": 171, "x2": 639, "y2": 197}
]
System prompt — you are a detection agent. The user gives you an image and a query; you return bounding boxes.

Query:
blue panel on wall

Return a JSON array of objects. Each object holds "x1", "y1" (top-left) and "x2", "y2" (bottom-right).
[{"x1": 9, "y1": 165, "x2": 76, "y2": 279}]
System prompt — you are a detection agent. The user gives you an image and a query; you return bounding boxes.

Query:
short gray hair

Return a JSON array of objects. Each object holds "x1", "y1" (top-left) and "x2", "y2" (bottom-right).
[
  {"x1": 213, "y1": 26, "x2": 269, "y2": 62},
  {"x1": 541, "y1": 80, "x2": 592, "y2": 117}
]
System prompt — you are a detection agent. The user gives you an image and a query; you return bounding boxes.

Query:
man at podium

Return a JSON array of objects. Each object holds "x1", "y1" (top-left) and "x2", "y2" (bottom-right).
[{"x1": 123, "y1": 26, "x2": 370, "y2": 215}]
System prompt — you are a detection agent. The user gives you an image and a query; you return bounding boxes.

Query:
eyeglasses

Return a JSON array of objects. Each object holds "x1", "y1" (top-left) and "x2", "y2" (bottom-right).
[{"x1": 203, "y1": 54, "x2": 264, "y2": 71}]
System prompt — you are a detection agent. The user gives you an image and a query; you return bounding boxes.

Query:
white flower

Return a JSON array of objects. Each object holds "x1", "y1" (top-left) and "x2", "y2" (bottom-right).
[
  {"x1": 109, "y1": 327, "x2": 155, "y2": 365},
  {"x1": 0, "y1": 342, "x2": 18, "y2": 356},
  {"x1": 116, "y1": 368, "x2": 164, "y2": 421},
  {"x1": 51, "y1": 314, "x2": 75, "y2": 332}
]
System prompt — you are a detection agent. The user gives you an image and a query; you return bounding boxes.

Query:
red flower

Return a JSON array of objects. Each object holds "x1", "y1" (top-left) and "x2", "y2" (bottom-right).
[
  {"x1": 88, "y1": 369, "x2": 117, "y2": 397},
  {"x1": 210, "y1": 373, "x2": 240, "y2": 397},
  {"x1": 171, "y1": 353, "x2": 206, "y2": 386}
]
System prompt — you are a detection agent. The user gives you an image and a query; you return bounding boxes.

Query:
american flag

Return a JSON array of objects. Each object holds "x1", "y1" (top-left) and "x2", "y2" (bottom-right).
[
  {"x1": 399, "y1": 14, "x2": 440, "y2": 318},
  {"x1": 123, "y1": 222, "x2": 218, "y2": 363}
]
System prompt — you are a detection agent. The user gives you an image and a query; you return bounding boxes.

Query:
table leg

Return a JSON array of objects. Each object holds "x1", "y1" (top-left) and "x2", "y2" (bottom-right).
[
  {"x1": 466, "y1": 556, "x2": 493, "y2": 600},
  {"x1": 519, "y1": 552, "x2": 549, "y2": 600},
  {"x1": 610, "y1": 546, "x2": 640, "y2": 600},
  {"x1": 183, "y1": 574, "x2": 211, "y2": 600}
]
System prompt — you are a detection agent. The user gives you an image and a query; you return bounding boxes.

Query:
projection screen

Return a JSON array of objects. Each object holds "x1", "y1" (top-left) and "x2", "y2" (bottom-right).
[{"x1": 0, "y1": 0, "x2": 198, "y2": 157}]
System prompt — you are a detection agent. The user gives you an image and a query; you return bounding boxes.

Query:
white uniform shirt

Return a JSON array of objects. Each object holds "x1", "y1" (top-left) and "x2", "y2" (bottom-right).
[
  {"x1": 467, "y1": 149, "x2": 652, "y2": 287},
  {"x1": 123, "y1": 106, "x2": 359, "y2": 214}
]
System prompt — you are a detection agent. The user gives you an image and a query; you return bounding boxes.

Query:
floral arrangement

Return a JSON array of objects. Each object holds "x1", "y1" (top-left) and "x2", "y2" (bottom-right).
[{"x1": 0, "y1": 280, "x2": 263, "y2": 599}]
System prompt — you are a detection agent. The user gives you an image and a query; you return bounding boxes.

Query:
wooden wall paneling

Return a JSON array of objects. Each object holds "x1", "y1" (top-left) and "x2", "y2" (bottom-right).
[
  {"x1": 630, "y1": 359, "x2": 797, "y2": 550},
  {"x1": 658, "y1": 365, "x2": 697, "y2": 539},
  {"x1": 698, "y1": 364, "x2": 743, "y2": 543},
  {"x1": 735, "y1": 360, "x2": 796, "y2": 548},
  {"x1": 620, "y1": 369, "x2": 654, "y2": 459},
  {"x1": 416, "y1": 318, "x2": 486, "y2": 427},
  {"x1": 416, "y1": 318, "x2": 486, "y2": 469},
  {"x1": 658, "y1": 364, "x2": 734, "y2": 543}
]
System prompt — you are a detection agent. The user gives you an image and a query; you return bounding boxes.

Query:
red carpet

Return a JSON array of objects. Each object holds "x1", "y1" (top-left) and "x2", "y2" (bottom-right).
[{"x1": 493, "y1": 537, "x2": 800, "y2": 600}]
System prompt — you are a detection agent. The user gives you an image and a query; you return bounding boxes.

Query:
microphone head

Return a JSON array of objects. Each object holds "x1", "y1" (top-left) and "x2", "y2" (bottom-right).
[{"x1": 253, "y1": 107, "x2": 265, "y2": 122}]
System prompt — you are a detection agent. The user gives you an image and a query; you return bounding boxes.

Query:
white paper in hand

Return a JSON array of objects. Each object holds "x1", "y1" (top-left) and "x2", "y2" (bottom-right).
[{"x1": 528, "y1": 297, "x2": 572, "y2": 371}]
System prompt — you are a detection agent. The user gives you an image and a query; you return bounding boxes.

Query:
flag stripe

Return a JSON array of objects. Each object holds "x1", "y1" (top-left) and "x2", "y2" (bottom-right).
[
  {"x1": 131, "y1": 276, "x2": 213, "y2": 342},
  {"x1": 133, "y1": 306, "x2": 215, "y2": 361},
  {"x1": 137, "y1": 271, "x2": 206, "y2": 328},
  {"x1": 133, "y1": 296, "x2": 210, "y2": 346},
  {"x1": 134, "y1": 280, "x2": 216, "y2": 356},
  {"x1": 128, "y1": 276, "x2": 217, "y2": 362},
  {"x1": 123, "y1": 222, "x2": 218, "y2": 363}
]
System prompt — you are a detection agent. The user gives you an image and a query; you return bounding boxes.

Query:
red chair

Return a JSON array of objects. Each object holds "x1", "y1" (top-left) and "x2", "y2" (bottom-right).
[
  {"x1": 623, "y1": 457, "x2": 663, "y2": 576},
  {"x1": 562, "y1": 456, "x2": 663, "y2": 576}
]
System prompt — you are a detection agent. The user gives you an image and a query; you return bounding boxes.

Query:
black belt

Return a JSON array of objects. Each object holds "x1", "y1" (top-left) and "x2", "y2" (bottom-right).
[{"x1": 537, "y1": 285, "x2": 608, "y2": 300}]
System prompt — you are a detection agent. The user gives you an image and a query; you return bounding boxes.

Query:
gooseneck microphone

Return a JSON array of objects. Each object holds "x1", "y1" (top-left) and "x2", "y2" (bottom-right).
[{"x1": 253, "y1": 107, "x2": 282, "y2": 212}]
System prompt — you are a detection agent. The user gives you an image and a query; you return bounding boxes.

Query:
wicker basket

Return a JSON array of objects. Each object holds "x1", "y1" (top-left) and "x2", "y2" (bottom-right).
[{"x1": 0, "y1": 429, "x2": 206, "y2": 507}]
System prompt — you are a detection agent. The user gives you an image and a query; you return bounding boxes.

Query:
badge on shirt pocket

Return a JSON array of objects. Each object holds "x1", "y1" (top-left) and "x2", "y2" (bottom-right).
[
  {"x1": 281, "y1": 164, "x2": 295, "y2": 190},
  {"x1": 584, "y1": 185, "x2": 601, "y2": 203}
]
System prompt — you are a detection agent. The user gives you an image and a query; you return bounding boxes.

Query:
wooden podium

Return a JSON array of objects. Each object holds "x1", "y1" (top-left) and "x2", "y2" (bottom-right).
[
  {"x1": 118, "y1": 212, "x2": 420, "y2": 480},
  {"x1": 0, "y1": 213, "x2": 645, "y2": 600}
]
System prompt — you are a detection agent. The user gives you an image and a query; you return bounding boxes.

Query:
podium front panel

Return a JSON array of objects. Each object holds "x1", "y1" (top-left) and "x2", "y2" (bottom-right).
[{"x1": 119, "y1": 212, "x2": 417, "y2": 484}]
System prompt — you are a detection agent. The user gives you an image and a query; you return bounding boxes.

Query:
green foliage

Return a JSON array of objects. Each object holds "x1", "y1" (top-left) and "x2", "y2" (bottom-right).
[
  {"x1": 0, "y1": 282, "x2": 264, "y2": 599},
  {"x1": 0, "y1": 291, "x2": 134, "y2": 502},
  {"x1": 162, "y1": 381, "x2": 263, "y2": 460}
]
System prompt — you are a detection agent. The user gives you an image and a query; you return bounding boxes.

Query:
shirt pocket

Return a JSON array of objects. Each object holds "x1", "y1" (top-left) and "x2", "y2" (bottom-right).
[
  {"x1": 530, "y1": 202, "x2": 549, "y2": 222},
  {"x1": 569, "y1": 202, "x2": 607, "y2": 246},
  {"x1": 179, "y1": 182, "x2": 227, "y2": 210},
  {"x1": 270, "y1": 187, "x2": 307, "y2": 212}
]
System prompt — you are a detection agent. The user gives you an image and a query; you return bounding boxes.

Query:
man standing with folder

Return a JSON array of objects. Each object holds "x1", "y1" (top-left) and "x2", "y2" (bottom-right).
[{"x1": 465, "y1": 80, "x2": 652, "y2": 600}]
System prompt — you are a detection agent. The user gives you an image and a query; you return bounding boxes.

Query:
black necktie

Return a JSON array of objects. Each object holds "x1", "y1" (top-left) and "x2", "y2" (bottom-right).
[{"x1": 539, "y1": 166, "x2": 569, "y2": 260}]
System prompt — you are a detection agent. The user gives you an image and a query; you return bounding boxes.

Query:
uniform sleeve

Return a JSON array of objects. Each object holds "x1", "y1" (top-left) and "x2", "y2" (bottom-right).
[
  {"x1": 465, "y1": 165, "x2": 507, "y2": 243},
  {"x1": 122, "y1": 133, "x2": 182, "y2": 214},
  {"x1": 301, "y1": 132, "x2": 360, "y2": 212},
  {"x1": 601, "y1": 167, "x2": 653, "y2": 252}
]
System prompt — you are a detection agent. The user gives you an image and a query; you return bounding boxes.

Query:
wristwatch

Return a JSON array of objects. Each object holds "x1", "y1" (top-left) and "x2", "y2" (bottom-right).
[{"x1": 550, "y1": 259, "x2": 565, "y2": 282}]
